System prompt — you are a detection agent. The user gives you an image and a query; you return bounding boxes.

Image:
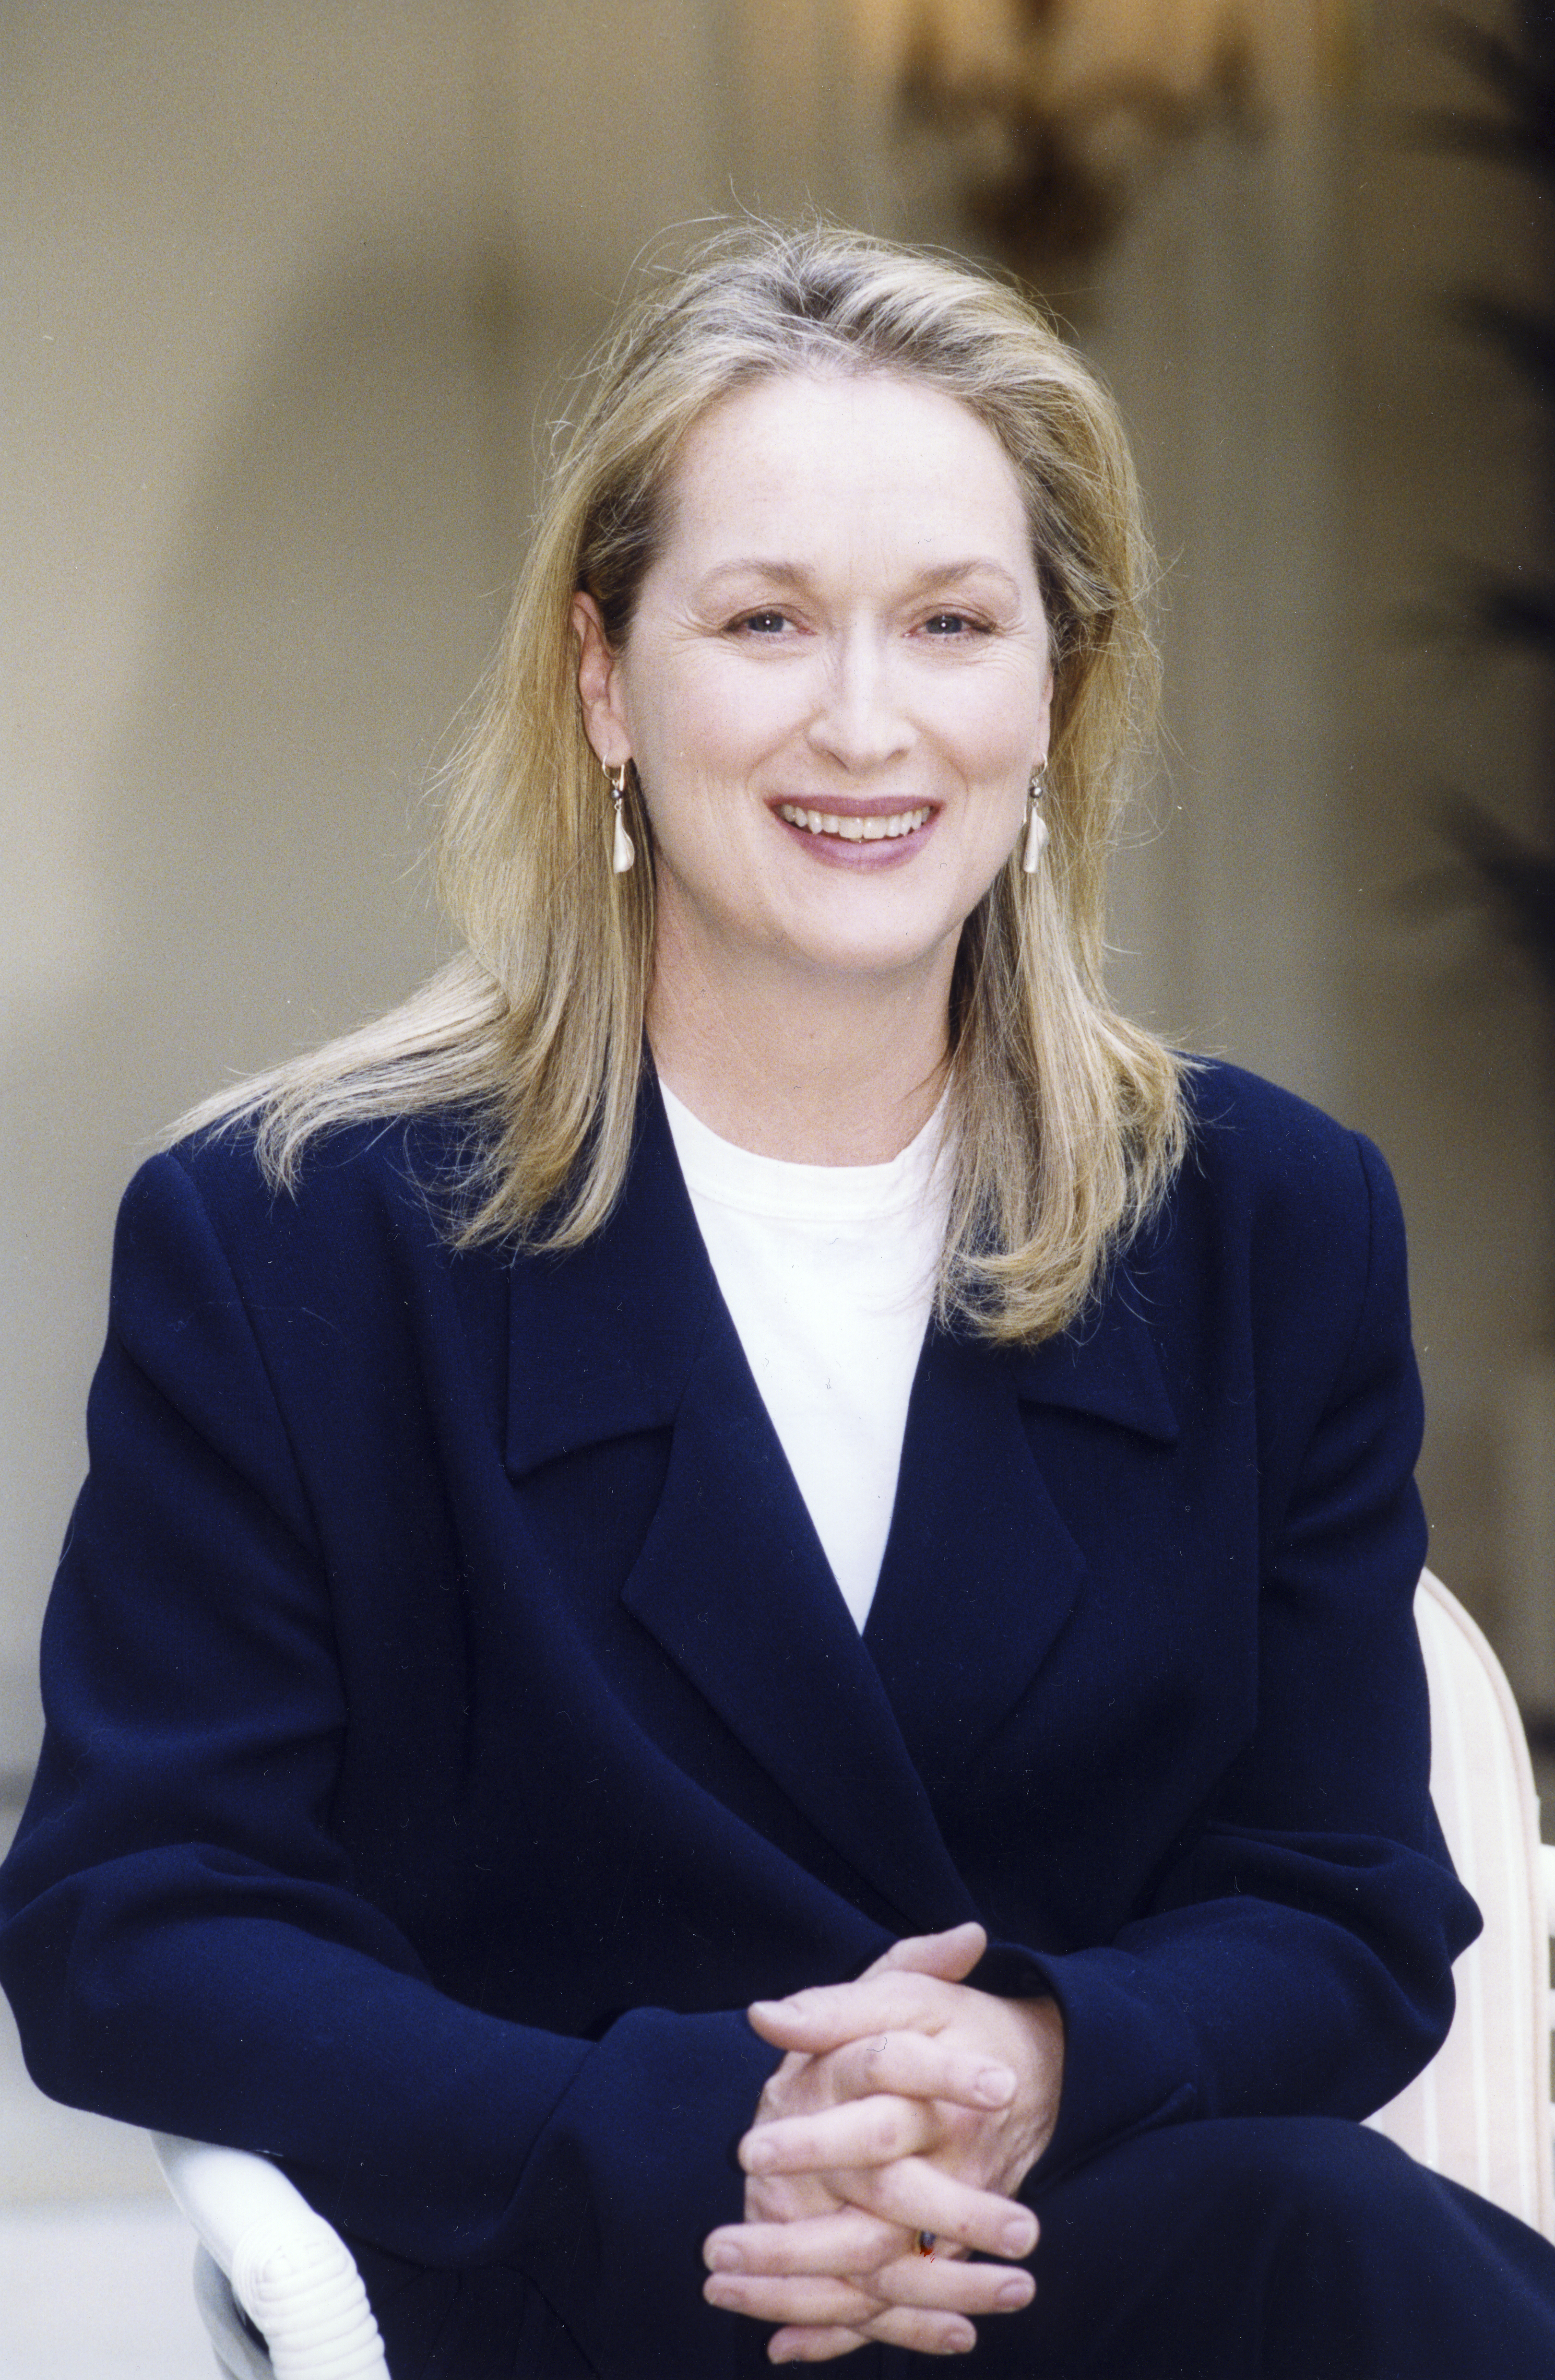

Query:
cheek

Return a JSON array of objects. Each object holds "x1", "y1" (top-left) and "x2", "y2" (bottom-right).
[
  {"x1": 923, "y1": 658, "x2": 1044, "y2": 777},
  {"x1": 943, "y1": 732, "x2": 1037, "y2": 832},
  {"x1": 634, "y1": 663, "x2": 780, "y2": 793}
]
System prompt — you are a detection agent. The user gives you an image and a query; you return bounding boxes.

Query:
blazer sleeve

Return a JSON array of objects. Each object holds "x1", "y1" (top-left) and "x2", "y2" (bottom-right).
[
  {"x1": 0, "y1": 1150, "x2": 778, "y2": 2375},
  {"x1": 984, "y1": 1129, "x2": 1481, "y2": 2187}
]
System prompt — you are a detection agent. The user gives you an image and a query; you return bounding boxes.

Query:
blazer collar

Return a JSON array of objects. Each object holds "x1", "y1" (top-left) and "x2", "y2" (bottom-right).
[
  {"x1": 1010, "y1": 1263, "x2": 1179, "y2": 1446},
  {"x1": 504, "y1": 1080, "x2": 715, "y2": 1480},
  {"x1": 505, "y1": 1081, "x2": 1180, "y2": 1475}
]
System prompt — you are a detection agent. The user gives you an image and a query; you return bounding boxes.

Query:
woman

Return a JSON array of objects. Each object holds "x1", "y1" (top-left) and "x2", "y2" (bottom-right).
[{"x1": 3, "y1": 223, "x2": 1554, "y2": 2379}]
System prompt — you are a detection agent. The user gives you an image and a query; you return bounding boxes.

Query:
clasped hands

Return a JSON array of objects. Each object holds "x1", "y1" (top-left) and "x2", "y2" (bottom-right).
[{"x1": 702, "y1": 1922, "x2": 1064, "y2": 2364}]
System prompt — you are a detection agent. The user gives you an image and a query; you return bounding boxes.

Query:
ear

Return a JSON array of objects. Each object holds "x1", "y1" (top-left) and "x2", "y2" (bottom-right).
[{"x1": 571, "y1": 592, "x2": 631, "y2": 769}]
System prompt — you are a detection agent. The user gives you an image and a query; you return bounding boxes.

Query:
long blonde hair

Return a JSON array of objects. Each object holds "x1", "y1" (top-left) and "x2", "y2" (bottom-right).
[{"x1": 181, "y1": 222, "x2": 1187, "y2": 1343}]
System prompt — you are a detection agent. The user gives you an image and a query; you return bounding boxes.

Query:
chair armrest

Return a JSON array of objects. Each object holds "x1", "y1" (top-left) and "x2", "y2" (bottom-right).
[
  {"x1": 152, "y1": 2133, "x2": 390, "y2": 2380},
  {"x1": 1540, "y1": 1841, "x2": 1555, "y2": 1939}
]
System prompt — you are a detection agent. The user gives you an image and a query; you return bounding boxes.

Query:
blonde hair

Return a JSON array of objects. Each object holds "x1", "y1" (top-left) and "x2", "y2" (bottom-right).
[{"x1": 182, "y1": 221, "x2": 1187, "y2": 1343}]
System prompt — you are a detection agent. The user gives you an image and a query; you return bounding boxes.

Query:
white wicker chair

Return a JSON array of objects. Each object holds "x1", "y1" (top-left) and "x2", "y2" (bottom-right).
[
  {"x1": 1366, "y1": 1568, "x2": 1555, "y2": 2237},
  {"x1": 152, "y1": 2133, "x2": 389, "y2": 2379},
  {"x1": 155, "y1": 1566, "x2": 1555, "y2": 2374}
]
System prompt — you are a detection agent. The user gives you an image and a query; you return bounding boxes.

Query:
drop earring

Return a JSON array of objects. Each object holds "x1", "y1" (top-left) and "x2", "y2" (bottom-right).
[
  {"x1": 1022, "y1": 768, "x2": 1049, "y2": 874},
  {"x1": 607, "y1": 762, "x2": 634, "y2": 875}
]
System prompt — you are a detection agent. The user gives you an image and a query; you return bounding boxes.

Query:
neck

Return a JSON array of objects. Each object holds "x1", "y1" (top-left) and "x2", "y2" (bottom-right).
[{"x1": 646, "y1": 919, "x2": 955, "y2": 1166}]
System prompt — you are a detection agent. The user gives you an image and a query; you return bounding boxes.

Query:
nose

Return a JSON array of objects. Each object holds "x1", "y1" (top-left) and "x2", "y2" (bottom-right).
[{"x1": 805, "y1": 626, "x2": 913, "y2": 773}]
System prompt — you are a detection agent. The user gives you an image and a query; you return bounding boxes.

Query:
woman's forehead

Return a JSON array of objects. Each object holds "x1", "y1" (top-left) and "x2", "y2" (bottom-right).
[{"x1": 653, "y1": 368, "x2": 1033, "y2": 570}]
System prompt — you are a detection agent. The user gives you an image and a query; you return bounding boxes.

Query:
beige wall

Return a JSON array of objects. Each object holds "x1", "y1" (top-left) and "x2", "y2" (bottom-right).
[
  {"x1": 0, "y1": 0, "x2": 755, "y2": 1773},
  {"x1": 3, "y1": 0, "x2": 1552, "y2": 1793}
]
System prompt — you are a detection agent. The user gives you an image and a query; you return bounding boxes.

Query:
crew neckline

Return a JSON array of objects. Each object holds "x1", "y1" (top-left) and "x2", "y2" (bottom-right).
[{"x1": 658, "y1": 1078, "x2": 951, "y2": 1222}]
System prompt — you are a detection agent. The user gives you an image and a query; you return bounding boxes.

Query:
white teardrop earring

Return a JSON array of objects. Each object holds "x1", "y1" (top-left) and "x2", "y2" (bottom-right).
[
  {"x1": 607, "y1": 762, "x2": 635, "y2": 875},
  {"x1": 1022, "y1": 768, "x2": 1049, "y2": 874}
]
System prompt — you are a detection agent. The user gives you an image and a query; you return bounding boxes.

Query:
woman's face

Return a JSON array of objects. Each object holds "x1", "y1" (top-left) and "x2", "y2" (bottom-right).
[{"x1": 574, "y1": 369, "x2": 1054, "y2": 1005}]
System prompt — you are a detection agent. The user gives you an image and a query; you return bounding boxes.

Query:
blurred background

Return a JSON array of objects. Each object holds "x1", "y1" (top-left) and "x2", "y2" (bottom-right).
[{"x1": 2, "y1": 0, "x2": 1553, "y2": 2364}]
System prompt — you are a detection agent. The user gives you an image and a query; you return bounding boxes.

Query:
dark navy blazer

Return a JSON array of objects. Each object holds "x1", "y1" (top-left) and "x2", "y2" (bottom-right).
[{"x1": 0, "y1": 1061, "x2": 1479, "y2": 2375}]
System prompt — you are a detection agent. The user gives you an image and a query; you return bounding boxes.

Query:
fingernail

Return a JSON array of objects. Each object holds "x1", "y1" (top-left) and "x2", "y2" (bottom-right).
[
  {"x1": 706, "y1": 2243, "x2": 741, "y2": 2272},
  {"x1": 973, "y1": 2064, "x2": 1016, "y2": 2105},
  {"x1": 744, "y1": 2137, "x2": 777, "y2": 2172},
  {"x1": 997, "y1": 2275, "x2": 1034, "y2": 2308},
  {"x1": 938, "y1": 2323, "x2": 976, "y2": 2354},
  {"x1": 704, "y1": 2280, "x2": 739, "y2": 2309},
  {"x1": 1001, "y1": 2216, "x2": 1037, "y2": 2257}
]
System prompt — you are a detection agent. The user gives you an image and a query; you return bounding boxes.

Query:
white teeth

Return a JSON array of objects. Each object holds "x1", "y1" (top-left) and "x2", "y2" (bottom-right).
[{"x1": 778, "y1": 804, "x2": 931, "y2": 842}]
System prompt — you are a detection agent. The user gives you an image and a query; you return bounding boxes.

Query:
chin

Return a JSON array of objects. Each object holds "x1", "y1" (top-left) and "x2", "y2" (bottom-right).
[{"x1": 785, "y1": 925, "x2": 959, "y2": 982}]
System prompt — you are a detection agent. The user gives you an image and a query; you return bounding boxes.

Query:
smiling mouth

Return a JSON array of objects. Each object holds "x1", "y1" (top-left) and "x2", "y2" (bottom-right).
[{"x1": 776, "y1": 804, "x2": 933, "y2": 843}]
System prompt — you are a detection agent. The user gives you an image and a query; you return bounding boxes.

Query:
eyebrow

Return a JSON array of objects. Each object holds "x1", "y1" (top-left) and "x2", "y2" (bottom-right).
[{"x1": 694, "y1": 557, "x2": 1027, "y2": 601}]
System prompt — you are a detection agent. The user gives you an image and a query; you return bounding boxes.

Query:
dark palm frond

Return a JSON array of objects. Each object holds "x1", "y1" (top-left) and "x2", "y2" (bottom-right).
[
  {"x1": 1408, "y1": 111, "x2": 1555, "y2": 164},
  {"x1": 1405, "y1": 6, "x2": 1555, "y2": 168},
  {"x1": 1401, "y1": 15, "x2": 1555, "y2": 1018},
  {"x1": 1526, "y1": 5, "x2": 1555, "y2": 71},
  {"x1": 1440, "y1": 791, "x2": 1555, "y2": 991},
  {"x1": 1448, "y1": 291, "x2": 1555, "y2": 403},
  {"x1": 1392, "y1": 568, "x2": 1555, "y2": 656},
  {"x1": 1428, "y1": 1, "x2": 1555, "y2": 118},
  {"x1": 1463, "y1": 570, "x2": 1555, "y2": 650}
]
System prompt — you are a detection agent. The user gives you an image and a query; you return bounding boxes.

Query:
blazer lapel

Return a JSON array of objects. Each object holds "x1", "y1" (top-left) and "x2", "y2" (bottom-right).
[
  {"x1": 505, "y1": 1080, "x2": 977, "y2": 1936},
  {"x1": 504, "y1": 1087, "x2": 713, "y2": 1476},
  {"x1": 867, "y1": 1271, "x2": 1179, "y2": 1806},
  {"x1": 621, "y1": 1299, "x2": 979, "y2": 1932}
]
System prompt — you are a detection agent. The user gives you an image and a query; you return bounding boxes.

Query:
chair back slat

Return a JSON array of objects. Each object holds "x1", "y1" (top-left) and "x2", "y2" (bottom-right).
[{"x1": 1365, "y1": 1570, "x2": 1555, "y2": 2239}]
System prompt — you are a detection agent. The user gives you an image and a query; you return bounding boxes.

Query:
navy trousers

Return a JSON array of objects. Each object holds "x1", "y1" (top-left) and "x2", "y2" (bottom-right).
[
  {"x1": 350, "y1": 2117, "x2": 1555, "y2": 2379},
  {"x1": 969, "y1": 2116, "x2": 1555, "y2": 2378}
]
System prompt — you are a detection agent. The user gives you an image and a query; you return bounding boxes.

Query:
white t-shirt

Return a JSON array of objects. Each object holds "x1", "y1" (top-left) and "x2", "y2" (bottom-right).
[{"x1": 660, "y1": 1082, "x2": 952, "y2": 1632}]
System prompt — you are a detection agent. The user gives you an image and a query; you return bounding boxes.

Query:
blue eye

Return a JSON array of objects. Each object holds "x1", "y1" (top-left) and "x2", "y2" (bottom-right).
[
  {"x1": 925, "y1": 611, "x2": 978, "y2": 636},
  {"x1": 736, "y1": 610, "x2": 789, "y2": 635}
]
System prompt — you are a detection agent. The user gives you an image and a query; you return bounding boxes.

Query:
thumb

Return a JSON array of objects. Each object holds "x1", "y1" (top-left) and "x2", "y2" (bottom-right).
[{"x1": 862, "y1": 1921, "x2": 987, "y2": 1985}]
